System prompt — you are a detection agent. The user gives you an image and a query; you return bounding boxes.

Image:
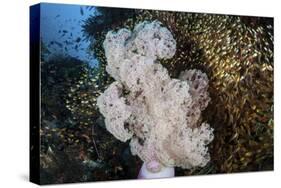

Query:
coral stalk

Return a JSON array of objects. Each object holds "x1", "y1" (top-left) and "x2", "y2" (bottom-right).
[{"x1": 138, "y1": 161, "x2": 175, "y2": 179}]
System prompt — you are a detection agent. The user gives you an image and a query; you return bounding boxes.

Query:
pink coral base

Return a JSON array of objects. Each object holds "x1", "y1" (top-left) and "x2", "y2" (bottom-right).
[{"x1": 138, "y1": 161, "x2": 175, "y2": 179}]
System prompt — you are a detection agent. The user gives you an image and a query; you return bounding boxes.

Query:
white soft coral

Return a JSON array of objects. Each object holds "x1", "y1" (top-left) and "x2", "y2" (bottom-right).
[{"x1": 97, "y1": 20, "x2": 213, "y2": 169}]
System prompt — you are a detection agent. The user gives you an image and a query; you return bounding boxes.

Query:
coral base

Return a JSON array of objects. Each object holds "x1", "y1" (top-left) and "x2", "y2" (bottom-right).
[{"x1": 138, "y1": 162, "x2": 175, "y2": 179}]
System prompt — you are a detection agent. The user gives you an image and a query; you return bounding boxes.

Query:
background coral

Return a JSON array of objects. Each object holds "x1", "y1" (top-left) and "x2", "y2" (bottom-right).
[{"x1": 40, "y1": 55, "x2": 139, "y2": 183}]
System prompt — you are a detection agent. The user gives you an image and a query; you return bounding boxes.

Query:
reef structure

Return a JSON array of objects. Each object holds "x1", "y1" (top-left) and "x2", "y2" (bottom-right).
[
  {"x1": 97, "y1": 21, "x2": 214, "y2": 170},
  {"x1": 83, "y1": 9, "x2": 273, "y2": 174}
]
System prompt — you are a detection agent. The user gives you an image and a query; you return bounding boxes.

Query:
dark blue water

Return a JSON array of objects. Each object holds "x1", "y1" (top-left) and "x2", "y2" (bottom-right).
[{"x1": 40, "y1": 3, "x2": 98, "y2": 67}]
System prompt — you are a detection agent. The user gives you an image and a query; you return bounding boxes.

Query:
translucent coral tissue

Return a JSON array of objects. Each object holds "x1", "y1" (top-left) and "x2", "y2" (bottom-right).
[{"x1": 97, "y1": 20, "x2": 213, "y2": 169}]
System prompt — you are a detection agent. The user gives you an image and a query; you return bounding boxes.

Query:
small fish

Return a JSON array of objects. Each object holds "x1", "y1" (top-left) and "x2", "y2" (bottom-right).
[
  {"x1": 76, "y1": 37, "x2": 81, "y2": 43},
  {"x1": 75, "y1": 45, "x2": 79, "y2": 51},
  {"x1": 54, "y1": 41, "x2": 63, "y2": 48},
  {"x1": 80, "y1": 7, "x2": 84, "y2": 16}
]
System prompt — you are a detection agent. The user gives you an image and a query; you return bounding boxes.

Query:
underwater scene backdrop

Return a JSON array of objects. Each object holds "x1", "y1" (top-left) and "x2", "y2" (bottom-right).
[{"x1": 33, "y1": 3, "x2": 273, "y2": 184}]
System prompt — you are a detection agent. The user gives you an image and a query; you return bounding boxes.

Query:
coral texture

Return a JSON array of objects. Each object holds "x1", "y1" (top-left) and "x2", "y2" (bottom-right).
[{"x1": 97, "y1": 21, "x2": 213, "y2": 169}]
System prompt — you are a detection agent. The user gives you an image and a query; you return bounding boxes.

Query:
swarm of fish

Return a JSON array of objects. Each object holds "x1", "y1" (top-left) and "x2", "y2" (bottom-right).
[
  {"x1": 87, "y1": 10, "x2": 273, "y2": 173},
  {"x1": 40, "y1": 56, "x2": 110, "y2": 182}
]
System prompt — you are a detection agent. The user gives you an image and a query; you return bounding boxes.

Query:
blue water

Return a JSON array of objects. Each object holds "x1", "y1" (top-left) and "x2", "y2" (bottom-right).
[{"x1": 40, "y1": 3, "x2": 98, "y2": 67}]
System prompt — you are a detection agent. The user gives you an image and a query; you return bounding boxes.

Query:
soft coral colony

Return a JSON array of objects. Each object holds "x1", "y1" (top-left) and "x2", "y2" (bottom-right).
[{"x1": 97, "y1": 21, "x2": 214, "y2": 173}]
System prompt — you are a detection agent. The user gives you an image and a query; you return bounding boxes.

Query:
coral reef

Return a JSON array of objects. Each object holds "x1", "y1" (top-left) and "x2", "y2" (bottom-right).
[
  {"x1": 40, "y1": 55, "x2": 139, "y2": 183},
  {"x1": 97, "y1": 21, "x2": 213, "y2": 169},
  {"x1": 40, "y1": 7, "x2": 274, "y2": 184},
  {"x1": 84, "y1": 10, "x2": 273, "y2": 174}
]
